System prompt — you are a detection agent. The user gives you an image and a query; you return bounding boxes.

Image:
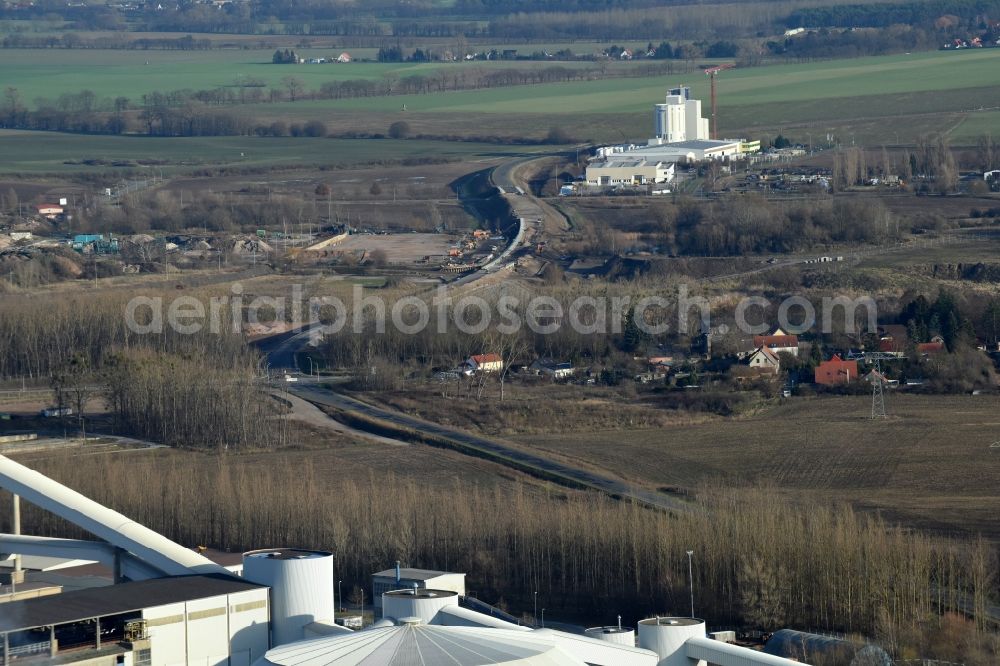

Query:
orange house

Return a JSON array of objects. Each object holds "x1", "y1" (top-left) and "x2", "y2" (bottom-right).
[{"x1": 814, "y1": 355, "x2": 858, "y2": 386}]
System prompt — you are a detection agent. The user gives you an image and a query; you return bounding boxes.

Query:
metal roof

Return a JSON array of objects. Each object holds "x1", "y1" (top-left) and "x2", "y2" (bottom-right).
[
  {"x1": 0, "y1": 574, "x2": 264, "y2": 634},
  {"x1": 372, "y1": 568, "x2": 463, "y2": 581},
  {"x1": 659, "y1": 140, "x2": 735, "y2": 150},
  {"x1": 261, "y1": 625, "x2": 581, "y2": 666}
]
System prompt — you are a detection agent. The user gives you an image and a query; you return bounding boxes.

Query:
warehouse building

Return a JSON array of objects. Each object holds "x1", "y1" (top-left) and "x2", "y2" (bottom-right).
[
  {"x1": 585, "y1": 157, "x2": 675, "y2": 186},
  {"x1": 0, "y1": 575, "x2": 269, "y2": 666}
]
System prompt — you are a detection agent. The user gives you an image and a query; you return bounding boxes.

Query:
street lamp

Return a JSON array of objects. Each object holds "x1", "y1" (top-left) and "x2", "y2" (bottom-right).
[
  {"x1": 541, "y1": 608, "x2": 545, "y2": 629},
  {"x1": 686, "y1": 550, "x2": 695, "y2": 619},
  {"x1": 338, "y1": 580, "x2": 342, "y2": 615},
  {"x1": 534, "y1": 591, "x2": 538, "y2": 627}
]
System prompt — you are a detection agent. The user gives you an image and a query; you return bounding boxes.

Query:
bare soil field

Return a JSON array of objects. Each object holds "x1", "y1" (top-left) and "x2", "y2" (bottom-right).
[
  {"x1": 512, "y1": 394, "x2": 1000, "y2": 538},
  {"x1": 334, "y1": 232, "x2": 459, "y2": 264}
]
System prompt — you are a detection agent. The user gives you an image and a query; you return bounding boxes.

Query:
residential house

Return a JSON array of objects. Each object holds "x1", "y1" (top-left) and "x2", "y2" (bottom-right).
[
  {"x1": 336, "y1": 52, "x2": 352, "y2": 63},
  {"x1": 746, "y1": 347, "x2": 781, "y2": 374},
  {"x1": 814, "y1": 355, "x2": 858, "y2": 386},
  {"x1": 916, "y1": 335, "x2": 946, "y2": 356},
  {"x1": 753, "y1": 327, "x2": 799, "y2": 357},
  {"x1": 877, "y1": 324, "x2": 908, "y2": 356},
  {"x1": 864, "y1": 369, "x2": 898, "y2": 387},
  {"x1": 36, "y1": 204, "x2": 63, "y2": 220},
  {"x1": 530, "y1": 359, "x2": 575, "y2": 379},
  {"x1": 463, "y1": 353, "x2": 503, "y2": 374}
]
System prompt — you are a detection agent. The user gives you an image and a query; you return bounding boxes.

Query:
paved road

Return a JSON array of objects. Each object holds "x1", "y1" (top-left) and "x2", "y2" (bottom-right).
[
  {"x1": 274, "y1": 389, "x2": 408, "y2": 447},
  {"x1": 287, "y1": 382, "x2": 692, "y2": 513},
  {"x1": 256, "y1": 152, "x2": 564, "y2": 372}
]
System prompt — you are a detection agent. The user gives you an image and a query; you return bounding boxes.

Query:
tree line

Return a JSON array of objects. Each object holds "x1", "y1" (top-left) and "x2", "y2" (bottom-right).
[
  {"x1": 1, "y1": 33, "x2": 213, "y2": 50},
  {"x1": 787, "y1": 0, "x2": 1000, "y2": 31},
  {"x1": 0, "y1": 292, "x2": 285, "y2": 449},
  {"x1": 4, "y1": 455, "x2": 997, "y2": 663}
]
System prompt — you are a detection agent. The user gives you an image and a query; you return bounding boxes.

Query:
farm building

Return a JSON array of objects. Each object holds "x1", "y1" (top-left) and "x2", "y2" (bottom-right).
[
  {"x1": 586, "y1": 158, "x2": 675, "y2": 186},
  {"x1": 814, "y1": 355, "x2": 858, "y2": 385}
]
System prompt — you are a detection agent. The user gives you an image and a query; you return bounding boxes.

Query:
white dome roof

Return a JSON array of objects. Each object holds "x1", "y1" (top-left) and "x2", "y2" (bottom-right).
[{"x1": 259, "y1": 624, "x2": 582, "y2": 666}]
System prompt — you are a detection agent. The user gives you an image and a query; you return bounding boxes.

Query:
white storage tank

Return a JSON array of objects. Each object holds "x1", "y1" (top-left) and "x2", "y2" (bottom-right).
[
  {"x1": 585, "y1": 625, "x2": 636, "y2": 647},
  {"x1": 637, "y1": 617, "x2": 707, "y2": 666},
  {"x1": 381, "y1": 588, "x2": 459, "y2": 624},
  {"x1": 243, "y1": 548, "x2": 334, "y2": 647}
]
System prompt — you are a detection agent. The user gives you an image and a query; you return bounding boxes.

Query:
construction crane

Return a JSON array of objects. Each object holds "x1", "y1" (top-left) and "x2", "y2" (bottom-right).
[{"x1": 704, "y1": 63, "x2": 735, "y2": 140}]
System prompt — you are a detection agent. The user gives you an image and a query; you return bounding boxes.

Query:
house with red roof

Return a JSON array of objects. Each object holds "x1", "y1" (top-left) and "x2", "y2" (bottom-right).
[
  {"x1": 753, "y1": 327, "x2": 799, "y2": 357},
  {"x1": 463, "y1": 353, "x2": 503, "y2": 374},
  {"x1": 814, "y1": 355, "x2": 858, "y2": 386}
]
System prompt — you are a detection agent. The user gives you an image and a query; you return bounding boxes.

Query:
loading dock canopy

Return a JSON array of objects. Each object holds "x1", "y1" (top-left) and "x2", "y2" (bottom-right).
[{"x1": 0, "y1": 574, "x2": 265, "y2": 633}]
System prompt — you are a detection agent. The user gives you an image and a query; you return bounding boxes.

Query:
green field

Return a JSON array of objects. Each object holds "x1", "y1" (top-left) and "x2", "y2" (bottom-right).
[
  {"x1": 0, "y1": 130, "x2": 551, "y2": 174},
  {"x1": 270, "y1": 49, "x2": 1000, "y2": 115},
  {"x1": 2, "y1": 46, "x2": 997, "y2": 152},
  {"x1": 0, "y1": 49, "x2": 606, "y2": 105}
]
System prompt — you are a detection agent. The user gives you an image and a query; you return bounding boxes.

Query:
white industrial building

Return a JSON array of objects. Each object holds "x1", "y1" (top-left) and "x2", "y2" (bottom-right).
[
  {"x1": 585, "y1": 85, "x2": 752, "y2": 188},
  {"x1": 653, "y1": 86, "x2": 709, "y2": 144},
  {"x1": 0, "y1": 454, "x2": 817, "y2": 666},
  {"x1": 372, "y1": 564, "x2": 466, "y2": 612},
  {"x1": 585, "y1": 158, "x2": 675, "y2": 186}
]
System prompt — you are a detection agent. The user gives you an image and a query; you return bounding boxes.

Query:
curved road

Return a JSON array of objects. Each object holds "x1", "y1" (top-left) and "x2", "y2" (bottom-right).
[
  {"x1": 288, "y1": 382, "x2": 692, "y2": 514},
  {"x1": 254, "y1": 153, "x2": 697, "y2": 513}
]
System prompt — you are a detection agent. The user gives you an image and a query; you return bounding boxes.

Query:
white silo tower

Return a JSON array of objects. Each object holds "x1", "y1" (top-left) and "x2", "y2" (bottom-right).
[
  {"x1": 381, "y1": 587, "x2": 460, "y2": 624},
  {"x1": 243, "y1": 548, "x2": 334, "y2": 647},
  {"x1": 637, "y1": 617, "x2": 707, "y2": 666},
  {"x1": 585, "y1": 625, "x2": 636, "y2": 647}
]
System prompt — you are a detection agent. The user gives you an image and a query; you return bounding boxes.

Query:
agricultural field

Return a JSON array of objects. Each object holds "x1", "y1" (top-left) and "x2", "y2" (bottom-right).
[
  {"x1": 0, "y1": 130, "x2": 552, "y2": 174},
  {"x1": 513, "y1": 394, "x2": 1000, "y2": 539},
  {"x1": 0, "y1": 48, "x2": 615, "y2": 105},
  {"x1": 238, "y1": 48, "x2": 1000, "y2": 144},
  {"x1": 5, "y1": 46, "x2": 998, "y2": 147}
]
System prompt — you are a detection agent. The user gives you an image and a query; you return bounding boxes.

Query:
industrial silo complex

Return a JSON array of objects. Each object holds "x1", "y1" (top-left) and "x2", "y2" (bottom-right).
[{"x1": 0, "y1": 454, "x2": 837, "y2": 666}]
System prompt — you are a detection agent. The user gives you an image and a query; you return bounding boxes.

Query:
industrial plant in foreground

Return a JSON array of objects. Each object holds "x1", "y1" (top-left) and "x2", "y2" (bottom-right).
[{"x1": 0, "y1": 455, "x2": 888, "y2": 666}]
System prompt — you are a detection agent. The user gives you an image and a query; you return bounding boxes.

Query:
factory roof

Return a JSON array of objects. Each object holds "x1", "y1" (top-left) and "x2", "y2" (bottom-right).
[
  {"x1": 603, "y1": 158, "x2": 646, "y2": 168},
  {"x1": 638, "y1": 617, "x2": 704, "y2": 627},
  {"x1": 373, "y1": 568, "x2": 464, "y2": 581},
  {"x1": 383, "y1": 588, "x2": 458, "y2": 599},
  {"x1": 244, "y1": 548, "x2": 331, "y2": 561},
  {"x1": 639, "y1": 140, "x2": 737, "y2": 151},
  {"x1": 260, "y1": 624, "x2": 581, "y2": 666},
  {"x1": 0, "y1": 574, "x2": 263, "y2": 633}
]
